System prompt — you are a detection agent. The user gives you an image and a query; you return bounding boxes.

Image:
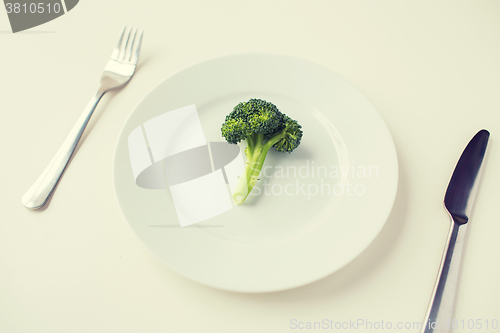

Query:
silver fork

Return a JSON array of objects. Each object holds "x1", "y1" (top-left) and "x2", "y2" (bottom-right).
[{"x1": 22, "y1": 26, "x2": 144, "y2": 210}]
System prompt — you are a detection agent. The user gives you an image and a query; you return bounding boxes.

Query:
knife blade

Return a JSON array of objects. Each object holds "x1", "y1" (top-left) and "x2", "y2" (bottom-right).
[{"x1": 421, "y1": 129, "x2": 489, "y2": 333}]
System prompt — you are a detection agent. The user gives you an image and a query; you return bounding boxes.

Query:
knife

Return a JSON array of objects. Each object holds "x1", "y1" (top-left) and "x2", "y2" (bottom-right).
[{"x1": 421, "y1": 129, "x2": 490, "y2": 333}]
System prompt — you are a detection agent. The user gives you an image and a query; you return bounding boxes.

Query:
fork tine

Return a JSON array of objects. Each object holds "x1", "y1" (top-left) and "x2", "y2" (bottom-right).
[
  {"x1": 130, "y1": 28, "x2": 144, "y2": 65},
  {"x1": 117, "y1": 26, "x2": 132, "y2": 61},
  {"x1": 124, "y1": 26, "x2": 138, "y2": 62},
  {"x1": 110, "y1": 26, "x2": 127, "y2": 60}
]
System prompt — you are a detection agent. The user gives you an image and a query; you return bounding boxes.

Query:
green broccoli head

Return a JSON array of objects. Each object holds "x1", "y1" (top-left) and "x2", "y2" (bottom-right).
[
  {"x1": 222, "y1": 99, "x2": 285, "y2": 142},
  {"x1": 273, "y1": 116, "x2": 303, "y2": 153},
  {"x1": 221, "y1": 98, "x2": 302, "y2": 151},
  {"x1": 221, "y1": 99, "x2": 303, "y2": 204},
  {"x1": 221, "y1": 118, "x2": 250, "y2": 144}
]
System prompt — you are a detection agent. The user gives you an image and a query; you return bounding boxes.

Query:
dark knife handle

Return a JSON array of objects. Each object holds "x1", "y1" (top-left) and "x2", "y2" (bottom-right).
[{"x1": 421, "y1": 219, "x2": 468, "y2": 333}]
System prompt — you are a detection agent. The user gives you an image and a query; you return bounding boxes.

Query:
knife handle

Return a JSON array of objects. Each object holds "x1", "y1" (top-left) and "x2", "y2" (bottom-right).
[{"x1": 421, "y1": 220, "x2": 468, "y2": 333}]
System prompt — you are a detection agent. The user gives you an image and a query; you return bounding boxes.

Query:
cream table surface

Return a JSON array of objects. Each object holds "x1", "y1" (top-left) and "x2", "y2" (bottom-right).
[{"x1": 1, "y1": 1, "x2": 500, "y2": 332}]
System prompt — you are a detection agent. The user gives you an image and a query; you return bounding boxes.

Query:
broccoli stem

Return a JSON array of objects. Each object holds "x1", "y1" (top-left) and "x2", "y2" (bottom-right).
[{"x1": 233, "y1": 131, "x2": 286, "y2": 204}]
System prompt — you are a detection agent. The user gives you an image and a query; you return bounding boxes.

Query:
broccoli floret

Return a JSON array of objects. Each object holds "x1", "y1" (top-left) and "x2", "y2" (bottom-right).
[{"x1": 221, "y1": 99, "x2": 303, "y2": 204}]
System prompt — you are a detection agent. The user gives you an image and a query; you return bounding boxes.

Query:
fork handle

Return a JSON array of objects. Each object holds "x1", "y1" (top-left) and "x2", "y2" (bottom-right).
[
  {"x1": 22, "y1": 90, "x2": 105, "y2": 210},
  {"x1": 421, "y1": 220, "x2": 468, "y2": 333}
]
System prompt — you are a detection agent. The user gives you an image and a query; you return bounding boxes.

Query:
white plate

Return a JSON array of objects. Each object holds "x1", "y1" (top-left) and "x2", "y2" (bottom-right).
[{"x1": 113, "y1": 54, "x2": 398, "y2": 293}]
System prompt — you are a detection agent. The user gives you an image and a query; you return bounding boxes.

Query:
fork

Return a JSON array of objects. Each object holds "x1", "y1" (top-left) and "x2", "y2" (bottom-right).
[{"x1": 22, "y1": 26, "x2": 144, "y2": 210}]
